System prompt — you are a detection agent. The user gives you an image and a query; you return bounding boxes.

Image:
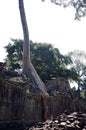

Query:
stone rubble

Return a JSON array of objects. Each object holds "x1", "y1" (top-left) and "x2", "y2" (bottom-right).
[{"x1": 26, "y1": 112, "x2": 86, "y2": 130}]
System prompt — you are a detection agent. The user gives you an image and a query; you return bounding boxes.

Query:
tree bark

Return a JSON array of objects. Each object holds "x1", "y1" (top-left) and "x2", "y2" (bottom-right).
[
  {"x1": 19, "y1": 0, "x2": 30, "y2": 73},
  {"x1": 19, "y1": 0, "x2": 49, "y2": 120},
  {"x1": 19, "y1": 0, "x2": 48, "y2": 95}
]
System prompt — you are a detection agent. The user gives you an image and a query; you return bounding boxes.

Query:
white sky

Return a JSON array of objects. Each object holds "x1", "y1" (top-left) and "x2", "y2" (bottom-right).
[{"x1": 0, "y1": 0, "x2": 86, "y2": 62}]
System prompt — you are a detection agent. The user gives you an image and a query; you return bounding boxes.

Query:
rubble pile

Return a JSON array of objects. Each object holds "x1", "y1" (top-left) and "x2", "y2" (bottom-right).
[{"x1": 27, "y1": 112, "x2": 86, "y2": 130}]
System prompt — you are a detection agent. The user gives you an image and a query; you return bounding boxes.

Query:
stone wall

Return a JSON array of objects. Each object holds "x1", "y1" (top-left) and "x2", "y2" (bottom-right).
[
  {"x1": 47, "y1": 94, "x2": 71, "y2": 119},
  {"x1": 46, "y1": 78, "x2": 70, "y2": 95},
  {"x1": 0, "y1": 78, "x2": 86, "y2": 129},
  {"x1": 0, "y1": 79, "x2": 42, "y2": 123},
  {"x1": 0, "y1": 78, "x2": 70, "y2": 122}
]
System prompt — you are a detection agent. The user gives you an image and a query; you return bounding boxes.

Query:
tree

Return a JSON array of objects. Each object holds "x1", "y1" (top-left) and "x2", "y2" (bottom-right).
[
  {"x1": 5, "y1": 39, "x2": 79, "y2": 82},
  {"x1": 68, "y1": 50, "x2": 86, "y2": 99},
  {"x1": 5, "y1": 39, "x2": 23, "y2": 70},
  {"x1": 19, "y1": 0, "x2": 48, "y2": 120}
]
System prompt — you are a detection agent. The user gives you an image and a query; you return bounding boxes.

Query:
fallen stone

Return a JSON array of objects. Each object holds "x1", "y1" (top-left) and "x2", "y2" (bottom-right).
[{"x1": 26, "y1": 112, "x2": 86, "y2": 130}]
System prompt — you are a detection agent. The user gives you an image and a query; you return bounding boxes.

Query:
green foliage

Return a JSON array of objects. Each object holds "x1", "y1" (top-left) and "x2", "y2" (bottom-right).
[
  {"x1": 49, "y1": 0, "x2": 86, "y2": 20},
  {"x1": 68, "y1": 50, "x2": 86, "y2": 78},
  {"x1": 68, "y1": 50, "x2": 86, "y2": 99},
  {"x1": 5, "y1": 39, "x2": 78, "y2": 82},
  {"x1": 5, "y1": 39, "x2": 23, "y2": 70}
]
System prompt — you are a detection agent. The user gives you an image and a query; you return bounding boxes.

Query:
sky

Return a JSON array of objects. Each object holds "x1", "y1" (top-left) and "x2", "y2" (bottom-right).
[{"x1": 0, "y1": 0, "x2": 86, "y2": 62}]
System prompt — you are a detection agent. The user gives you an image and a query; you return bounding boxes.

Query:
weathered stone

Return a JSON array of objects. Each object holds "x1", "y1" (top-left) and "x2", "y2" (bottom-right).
[
  {"x1": 28, "y1": 113, "x2": 86, "y2": 130},
  {"x1": 54, "y1": 120, "x2": 59, "y2": 123},
  {"x1": 60, "y1": 122, "x2": 67, "y2": 126},
  {"x1": 46, "y1": 78, "x2": 71, "y2": 95},
  {"x1": 66, "y1": 124, "x2": 75, "y2": 130},
  {"x1": 66, "y1": 120, "x2": 71, "y2": 124}
]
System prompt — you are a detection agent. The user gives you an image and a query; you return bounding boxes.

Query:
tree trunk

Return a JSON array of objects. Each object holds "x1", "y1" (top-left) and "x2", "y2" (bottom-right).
[
  {"x1": 19, "y1": 0, "x2": 47, "y2": 95},
  {"x1": 84, "y1": 90, "x2": 86, "y2": 100},
  {"x1": 77, "y1": 81, "x2": 80, "y2": 99},
  {"x1": 19, "y1": 0, "x2": 49, "y2": 120},
  {"x1": 19, "y1": 0, "x2": 30, "y2": 74}
]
